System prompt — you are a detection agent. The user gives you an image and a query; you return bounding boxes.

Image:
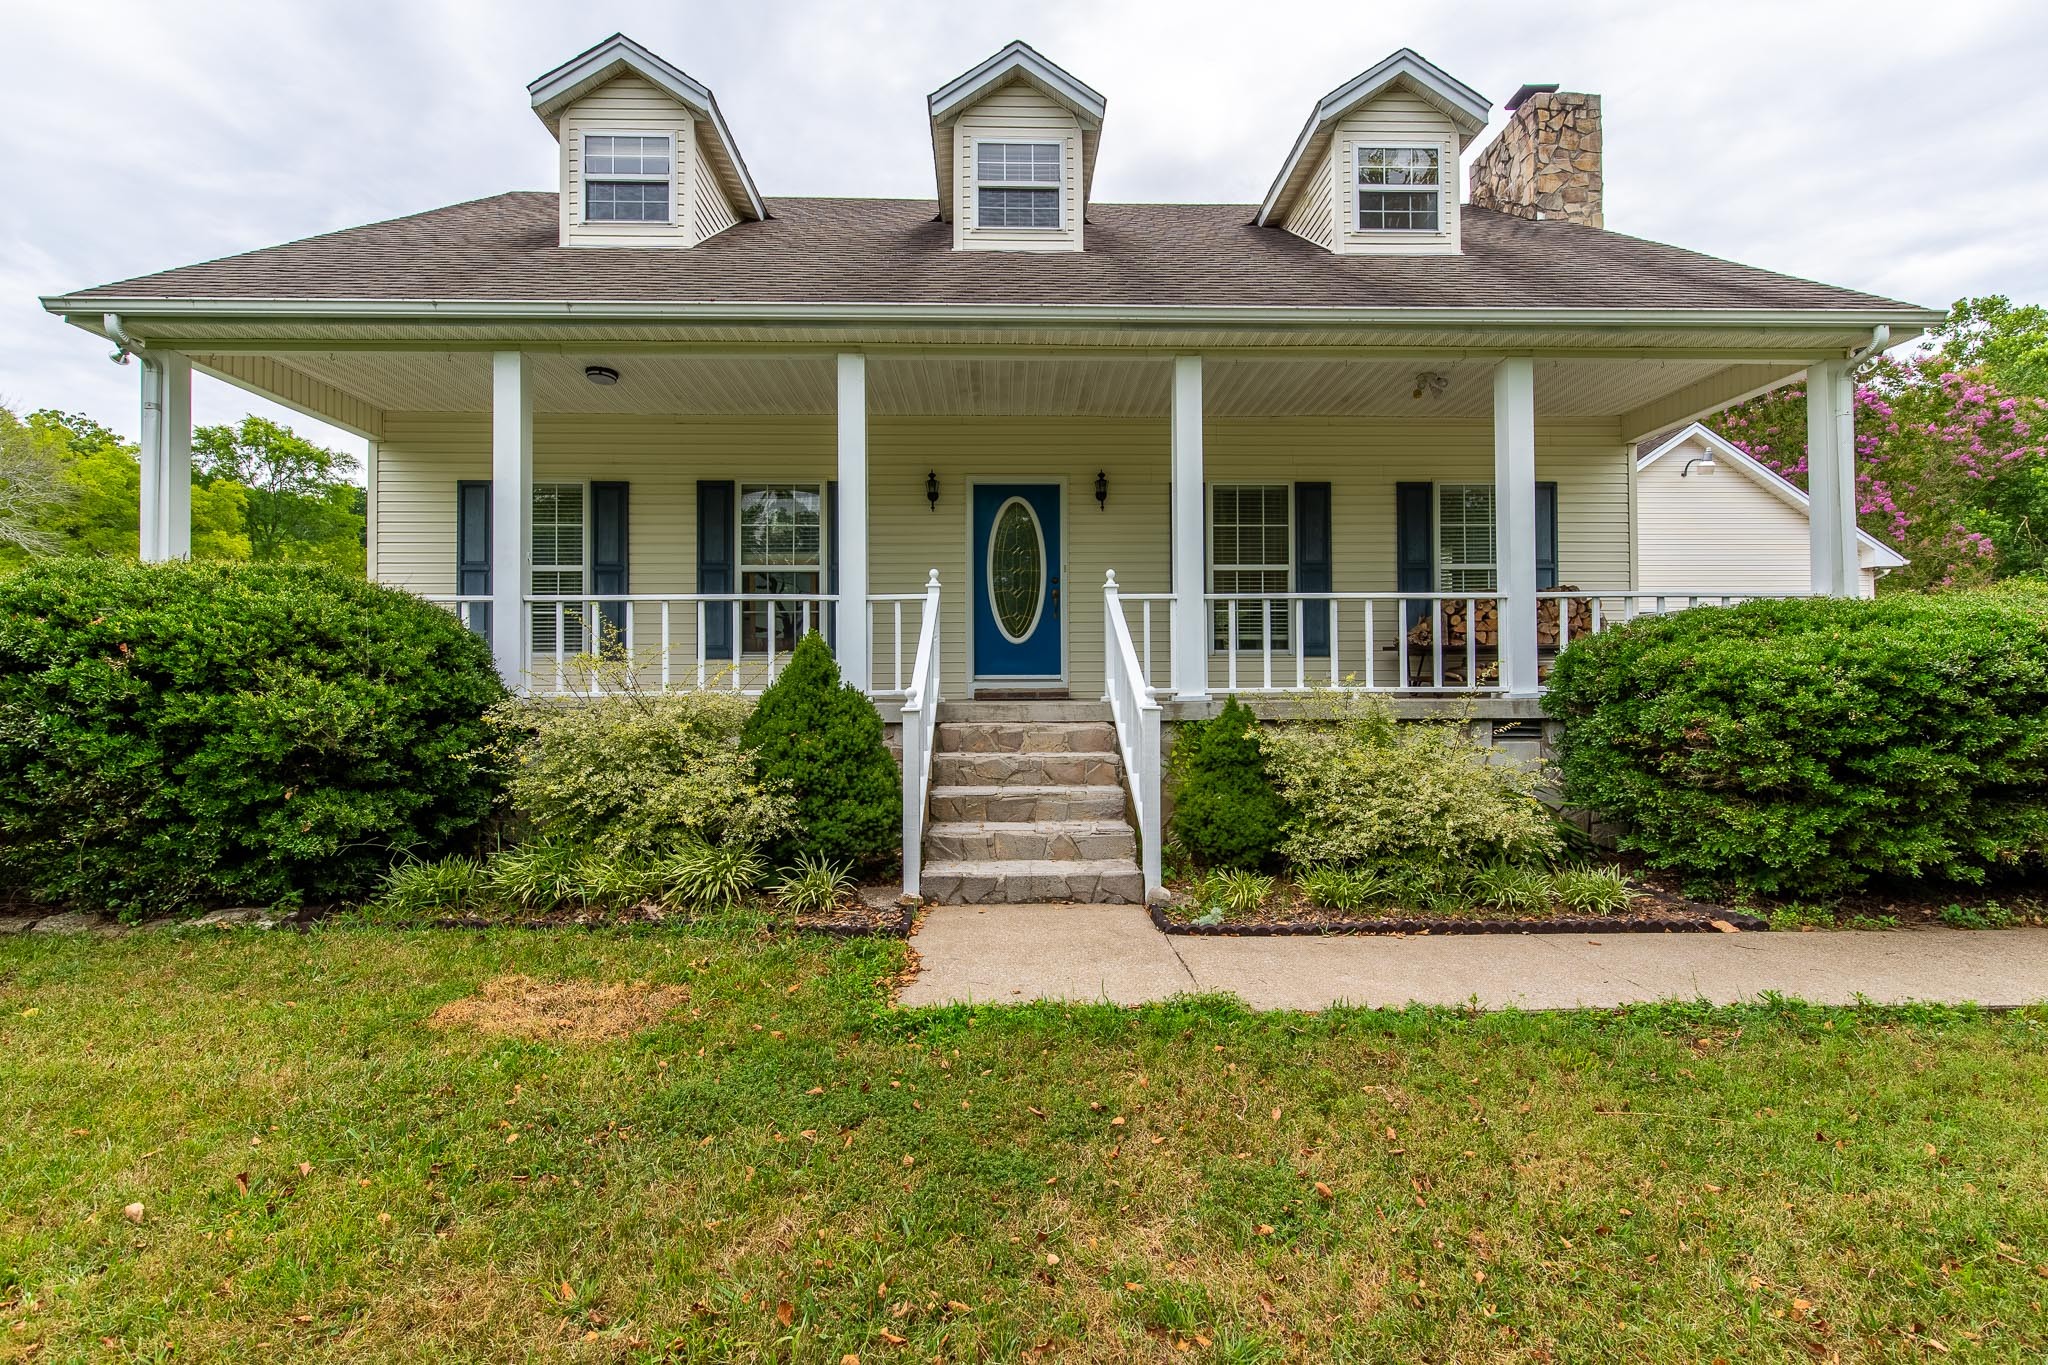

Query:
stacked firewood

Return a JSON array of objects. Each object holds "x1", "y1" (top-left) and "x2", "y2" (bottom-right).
[{"x1": 1406, "y1": 587, "x2": 1595, "y2": 651}]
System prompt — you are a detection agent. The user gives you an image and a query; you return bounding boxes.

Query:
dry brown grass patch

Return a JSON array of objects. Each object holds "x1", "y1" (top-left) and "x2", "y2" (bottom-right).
[{"x1": 425, "y1": 973, "x2": 689, "y2": 1043}]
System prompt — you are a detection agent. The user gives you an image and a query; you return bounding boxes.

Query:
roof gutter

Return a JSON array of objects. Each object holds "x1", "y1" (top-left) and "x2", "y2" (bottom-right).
[{"x1": 42, "y1": 296, "x2": 1947, "y2": 336}]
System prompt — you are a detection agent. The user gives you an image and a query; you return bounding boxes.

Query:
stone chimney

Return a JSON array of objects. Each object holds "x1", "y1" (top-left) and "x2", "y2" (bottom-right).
[{"x1": 1468, "y1": 84, "x2": 1603, "y2": 228}]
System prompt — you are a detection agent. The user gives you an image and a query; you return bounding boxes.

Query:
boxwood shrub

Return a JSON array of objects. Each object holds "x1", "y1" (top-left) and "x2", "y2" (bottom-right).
[
  {"x1": 1168, "y1": 697, "x2": 1285, "y2": 869},
  {"x1": 0, "y1": 559, "x2": 505, "y2": 915},
  {"x1": 1545, "y1": 586, "x2": 2048, "y2": 895}
]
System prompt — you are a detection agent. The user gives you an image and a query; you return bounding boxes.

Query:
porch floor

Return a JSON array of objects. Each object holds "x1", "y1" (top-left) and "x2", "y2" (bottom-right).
[{"x1": 894, "y1": 906, "x2": 2048, "y2": 1011}]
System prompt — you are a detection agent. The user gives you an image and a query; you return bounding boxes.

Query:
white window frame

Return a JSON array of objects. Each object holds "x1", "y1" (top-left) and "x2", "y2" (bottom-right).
[
  {"x1": 1207, "y1": 482, "x2": 1293, "y2": 651},
  {"x1": 972, "y1": 138, "x2": 1063, "y2": 231},
  {"x1": 1436, "y1": 482, "x2": 1497, "y2": 593},
  {"x1": 530, "y1": 481, "x2": 589, "y2": 653},
  {"x1": 581, "y1": 130, "x2": 676, "y2": 226},
  {"x1": 736, "y1": 482, "x2": 828, "y2": 655},
  {"x1": 1353, "y1": 144, "x2": 1443, "y2": 234}
]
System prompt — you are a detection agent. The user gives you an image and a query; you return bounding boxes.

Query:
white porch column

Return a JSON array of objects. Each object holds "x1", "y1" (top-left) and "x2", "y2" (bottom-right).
[
  {"x1": 137, "y1": 352, "x2": 192, "y2": 562},
  {"x1": 1805, "y1": 359, "x2": 1859, "y2": 596},
  {"x1": 490, "y1": 351, "x2": 532, "y2": 689},
  {"x1": 835, "y1": 353, "x2": 871, "y2": 693},
  {"x1": 1493, "y1": 357, "x2": 1539, "y2": 697},
  {"x1": 1169, "y1": 354, "x2": 1208, "y2": 700}
]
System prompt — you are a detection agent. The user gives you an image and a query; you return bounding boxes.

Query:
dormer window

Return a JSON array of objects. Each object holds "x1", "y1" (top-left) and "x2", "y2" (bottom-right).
[
  {"x1": 1356, "y1": 147, "x2": 1440, "y2": 231},
  {"x1": 584, "y1": 133, "x2": 673, "y2": 223},
  {"x1": 975, "y1": 141, "x2": 1062, "y2": 228}
]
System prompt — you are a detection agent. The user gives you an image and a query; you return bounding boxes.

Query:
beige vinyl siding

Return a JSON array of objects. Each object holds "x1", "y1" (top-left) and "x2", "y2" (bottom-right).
[
  {"x1": 559, "y1": 73, "x2": 696, "y2": 249},
  {"x1": 1280, "y1": 149, "x2": 1336, "y2": 250},
  {"x1": 689, "y1": 125, "x2": 740, "y2": 242},
  {"x1": 1333, "y1": 89, "x2": 1460, "y2": 256},
  {"x1": 1638, "y1": 435, "x2": 1880, "y2": 597},
  {"x1": 373, "y1": 414, "x2": 1632, "y2": 695},
  {"x1": 952, "y1": 83, "x2": 1084, "y2": 252}
]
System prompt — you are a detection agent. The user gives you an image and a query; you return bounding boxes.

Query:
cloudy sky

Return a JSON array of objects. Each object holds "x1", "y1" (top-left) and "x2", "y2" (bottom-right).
[{"x1": 4, "y1": 0, "x2": 2044, "y2": 465}]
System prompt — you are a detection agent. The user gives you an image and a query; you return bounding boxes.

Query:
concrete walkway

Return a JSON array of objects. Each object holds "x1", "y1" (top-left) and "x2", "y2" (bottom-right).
[{"x1": 896, "y1": 904, "x2": 2048, "y2": 1011}]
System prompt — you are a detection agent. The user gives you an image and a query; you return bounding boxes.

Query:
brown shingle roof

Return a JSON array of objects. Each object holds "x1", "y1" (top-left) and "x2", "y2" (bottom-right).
[{"x1": 53, "y1": 192, "x2": 1921, "y2": 313}]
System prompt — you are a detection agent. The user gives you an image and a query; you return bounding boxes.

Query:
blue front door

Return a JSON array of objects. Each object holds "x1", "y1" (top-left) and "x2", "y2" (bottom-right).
[{"x1": 972, "y1": 483, "x2": 1062, "y2": 681}]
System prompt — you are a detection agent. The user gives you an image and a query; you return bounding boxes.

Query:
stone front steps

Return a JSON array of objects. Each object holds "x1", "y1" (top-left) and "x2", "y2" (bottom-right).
[{"x1": 918, "y1": 714, "x2": 1143, "y2": 905}]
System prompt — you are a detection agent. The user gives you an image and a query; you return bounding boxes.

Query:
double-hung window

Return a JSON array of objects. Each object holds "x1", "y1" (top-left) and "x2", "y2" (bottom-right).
[
  {"x1": 1437, "y1": 484, "x2": 1497, "y2": 593},
  {"x1": 1355, "y1": 146, "x2": 1440, "y2": 231},
  {"x1": 1210, "y1": 484, "x2": 1292, "y2": 650},
  {"x1": 530, "y1": 482, "x2": 588, "y2": 653},
  {"x1": 975, "y1": 141, "x2": 1061, "y2": 229},
  {"x1": 584, "y1": 133, "x2": 672, "y2": 223},
  {"x1": 738, "y1": 483, "x2": 825, "y2": 653}
]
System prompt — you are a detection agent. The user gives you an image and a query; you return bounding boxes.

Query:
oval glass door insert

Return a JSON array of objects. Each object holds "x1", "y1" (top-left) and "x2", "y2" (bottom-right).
[{"x1": 988, "y1": 496, "x2": 1047, "y2": 644}]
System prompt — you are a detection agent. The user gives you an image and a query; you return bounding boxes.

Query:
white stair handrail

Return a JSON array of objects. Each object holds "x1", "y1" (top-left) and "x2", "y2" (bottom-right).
[
  {"x1": 1103, "y1": 571, "x2": 1164, "y2": 899},
  {"x1": 898, "y1": 570, "x2": 943, "y2": 899}
]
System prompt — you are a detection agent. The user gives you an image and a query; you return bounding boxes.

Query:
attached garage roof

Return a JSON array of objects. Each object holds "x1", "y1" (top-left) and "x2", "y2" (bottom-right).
[{"x1": 48, "y1": 192, "x2": 1933, "y2": 319}]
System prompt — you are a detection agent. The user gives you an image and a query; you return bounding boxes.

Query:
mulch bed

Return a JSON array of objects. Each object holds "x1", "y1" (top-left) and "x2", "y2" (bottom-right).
[{"x1": 1153, "y1": 884, "x2": 1768, "y2": 937}]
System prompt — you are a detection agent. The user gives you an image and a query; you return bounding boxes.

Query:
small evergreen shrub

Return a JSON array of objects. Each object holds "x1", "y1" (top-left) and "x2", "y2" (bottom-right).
[
  {"x1": 0, "y1": 559, "x2": 504, "y2": 916},
  {"x1": 493, "y1": 689, "x2": 793, "y2": 859},
  {"x1": 1257, "y1": 693, "x2": 1560, "y2": 874},
  {"x1": 1546, "y1": 587, "x2": 2048, "y2": 894},
  {"x1": 739, "y1": 633, "x2": 900, "y2": 868},
  {"x1": 1167, "y1": 697, "x2": 1285, "y2": 868}
]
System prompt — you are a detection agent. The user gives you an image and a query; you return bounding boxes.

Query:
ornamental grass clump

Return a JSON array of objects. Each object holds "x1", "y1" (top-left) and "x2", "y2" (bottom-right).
[
  {"x1": 773, "y1": 854, "x2": 857, "y2": 914},
  {"x1": 1545, "y1": 586, "x2": 2048, "y2": 895},
  {"x1": 740, "y1": 633, "x2": 900, "y2": 869},
  {"x1": 1256, "y1": 692, "x2": 1561, "y2": 876}
]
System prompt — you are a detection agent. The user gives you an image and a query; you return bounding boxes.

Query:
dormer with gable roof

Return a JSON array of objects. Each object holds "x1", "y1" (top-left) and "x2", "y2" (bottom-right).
[
  {"x1": 1257, "y1": 50, "x2": 1490, "y2": 255},
  {"x1": 928, "y1": 41, "x2": 1105, "y2": 253},
  {"x1": 528, "y1": 33, "x2": 765, "y2": 249}
]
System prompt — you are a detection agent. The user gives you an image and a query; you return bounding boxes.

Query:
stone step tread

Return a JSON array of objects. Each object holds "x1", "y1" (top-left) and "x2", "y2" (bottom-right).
[
  {"x1": 928, "y1": 785, "x2": 1124, "y2": 799},
  {"x1": 923, "y1": 819, "x2": 1135, "y2": 835},
  {"x1": 929, "y1": 752, "x2": 1123, "y2": 781},
  {"x1": 922, "y1": 858, "x2": 1143, "y2": 876}
]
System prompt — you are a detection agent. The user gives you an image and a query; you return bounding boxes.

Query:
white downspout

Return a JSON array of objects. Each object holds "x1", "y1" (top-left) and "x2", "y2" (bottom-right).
[{"x1": 103, "y1": 312, "x2": 145, "y2": 364}]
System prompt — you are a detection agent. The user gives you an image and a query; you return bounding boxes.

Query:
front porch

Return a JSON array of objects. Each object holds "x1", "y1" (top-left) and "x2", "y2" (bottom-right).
[{"x1": 114, "y1": 335, "x2": 1878, "y2": 902}]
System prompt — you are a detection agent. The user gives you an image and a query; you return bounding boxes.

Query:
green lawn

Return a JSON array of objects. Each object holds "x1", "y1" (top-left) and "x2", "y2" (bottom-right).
[{"x1": 3, "y1": 928, "x2": 2045, "y2": 1362}]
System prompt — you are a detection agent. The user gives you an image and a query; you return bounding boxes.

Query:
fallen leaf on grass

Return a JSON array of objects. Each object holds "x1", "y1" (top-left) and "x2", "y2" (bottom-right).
[
  {"x1": 946, "y1": 1300, "x2": 973, "y2": 1313},
  {"x1": 1314, "y1": 1181, "x2": 1333, "y2": 1199},
  {"x1": 878, "y1": 1328, "x2": 907, "y2": 1345},
  {"x1": 234, "y1": 1172, "x2": 249, "y2": 1196},
  {"x1": 776, "y1": 1300, "x2": 795, "y2": 1326},
  {"x1": 122, "y1": 1203, "x2": 144, "y2": 1224},
  {"x1": 1255, "y1": 1224, "x2": 1274, "y2": 1236},
  {"x1": 559, "y1": 1282, "x2": 575, "y2": 1303}
]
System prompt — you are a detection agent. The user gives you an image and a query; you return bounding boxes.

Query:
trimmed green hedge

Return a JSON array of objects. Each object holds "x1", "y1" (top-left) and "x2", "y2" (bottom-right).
[
  {"x1": 740, "y1": 632, "x2": 899, "y2": 869},
  {"x1": 1545, "y1": 586, "x2": 2048, "y2": 894},
  {"x1": 1168, "y1": 697, "x2": 1284, "y2": 869},
  {"x1": 0, "y1": 560, "x2": 505, "y2": 915}
]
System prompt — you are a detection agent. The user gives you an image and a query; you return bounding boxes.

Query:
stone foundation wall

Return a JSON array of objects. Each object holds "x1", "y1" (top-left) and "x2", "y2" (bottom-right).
[{"x1": 1467, "y1": 91, "x2": 1603, "y2": 228}]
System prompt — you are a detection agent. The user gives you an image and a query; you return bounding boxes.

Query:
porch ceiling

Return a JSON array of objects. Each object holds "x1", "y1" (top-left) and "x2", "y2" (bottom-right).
[{"x1": 189, "y1": 349, "x2": 1793, "y2": 429}]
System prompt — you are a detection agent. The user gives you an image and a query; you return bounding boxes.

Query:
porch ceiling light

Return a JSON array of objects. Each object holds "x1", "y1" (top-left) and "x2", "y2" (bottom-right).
[
  {"x1": 1412, "y1": 370, "x2": 1448, "y2": 400},
  {"x1": 1682, "y1": 451, "x2": 1718, "y2": 477},
  {"x1": 1095, "y1": 470, "x2": 1108, "y2": 509},
  {"x1": 926, "y1": 470, "x2": 940, "y2": 510},
  {"x1": 584, "y1": 364, "x2": 621, "y2": 386}
]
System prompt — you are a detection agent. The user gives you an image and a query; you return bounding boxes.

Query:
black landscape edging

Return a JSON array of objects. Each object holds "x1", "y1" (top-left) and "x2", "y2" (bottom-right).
[
  {"x1": 403, "y1": 902, "x2": 917, "y2": 939},
  {"x1": 1150, "y1": 903, "x2": 1771, "y2": 938}
]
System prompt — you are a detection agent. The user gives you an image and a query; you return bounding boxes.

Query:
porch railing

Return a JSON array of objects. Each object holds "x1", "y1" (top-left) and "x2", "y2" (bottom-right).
[
  {"x1": 897, "y1": 571, "x2": 943, "y2": 900},
  {"x1": 422, "y1": 591, "x2": 934, "y2": 699},
  {"x1": 1108, "y1": 587, "x2": 1811, "y2": 696},
  {"x1": 1103, "y1": 573, "x2": 1163, "y2": 897}
]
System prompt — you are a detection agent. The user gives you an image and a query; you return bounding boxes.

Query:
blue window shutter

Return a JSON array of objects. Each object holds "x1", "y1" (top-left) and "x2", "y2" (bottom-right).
[
  {"x1": 1535, "y1": 481, "x2": 1559, "y2": 589},
  {"x1": 591, "y1": 481, "x2": 629, "y2": 650},
  {"x1": 698, "y1": 480, "x2": 735, "y2": 659},
  {"x1": 1395, "y1": 482, "x2": 1433, "y2": 634},
  {"x1": 825, "y1": 479, "x2": 839, "y2": 646},
  {"x1": 455, "y1": 480, "x2": 492, "y2": 644},
  {"x1": 1295, "y1": 482, "x2": 1331, "y2": 657}
]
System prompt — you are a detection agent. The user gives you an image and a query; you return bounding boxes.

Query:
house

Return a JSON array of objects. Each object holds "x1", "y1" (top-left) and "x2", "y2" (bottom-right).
[
  {"x1": 42, "y1": 35, "x2": 1943, "y2": 903},
  {"x1": 1635, "y1": 423, "x2": 1907, "y2": 599}
]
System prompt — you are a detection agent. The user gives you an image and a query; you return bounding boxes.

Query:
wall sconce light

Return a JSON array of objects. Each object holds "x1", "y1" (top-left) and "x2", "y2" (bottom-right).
[
  {"x1": 926, "y1": 470, "x2": 940, "y2": 510},
  {"x1": 1094, "y1": 470, "x2": 1109, "y2": 509},
  {"x1": 584, "y1": 364, "x2": 620, "y2": 386},
  {"x1": 1681, "y1": 452, "x2": 1719, "y2": 477}
]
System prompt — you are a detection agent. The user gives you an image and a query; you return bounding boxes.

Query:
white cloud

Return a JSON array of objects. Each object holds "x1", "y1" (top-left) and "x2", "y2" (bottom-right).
[{"x1": 4, "y1": 0, "x2": 2044, "y2": 459}]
